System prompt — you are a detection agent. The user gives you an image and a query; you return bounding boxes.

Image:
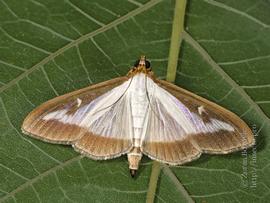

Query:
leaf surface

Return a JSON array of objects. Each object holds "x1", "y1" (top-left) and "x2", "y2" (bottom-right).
[{"x1": 0, "y1": 0, "x2": 269, "y2": 202}]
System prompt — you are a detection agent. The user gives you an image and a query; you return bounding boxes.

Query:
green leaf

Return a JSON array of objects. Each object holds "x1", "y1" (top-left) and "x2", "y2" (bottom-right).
[{"x1": 0, "y1": 0, "x2": 269, "y2": 202}]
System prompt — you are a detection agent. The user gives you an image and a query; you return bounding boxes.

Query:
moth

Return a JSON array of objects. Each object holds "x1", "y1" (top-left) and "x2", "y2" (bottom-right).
[{"x1": 22, "y1": 56, "x2": 254, "y2": 177}]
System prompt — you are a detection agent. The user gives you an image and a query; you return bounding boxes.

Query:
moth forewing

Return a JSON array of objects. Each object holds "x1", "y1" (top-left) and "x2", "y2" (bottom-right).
[
  {"x1": 21, "y1": 56, "x2": 255, "y2": 177},
  {"x1": 21, "y1": 76, "x2": 128, "y2": 145},
  {"x1": 156, "y1": 79, "x2": 255, "y2": 152}
]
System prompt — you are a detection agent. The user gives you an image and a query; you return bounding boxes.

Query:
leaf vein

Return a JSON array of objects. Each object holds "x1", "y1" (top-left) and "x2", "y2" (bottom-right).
[
  {"x1": 31, "y1": 185, "x2": 42, "y2": 203},
  {"x1": 0, "y1": 60, "x2": 27, "y2": 71},
  {"x1": 241, "y1": 84, "x2": 270, "y2": 89},
  {"x1": 218, "y1": 55, "x2": 270, "y2": 66},
  {"x1": 20, "y1": 19, "x2": 74, "y2": 42},
  {"x1": 1, "y1": 0, "x2": 19, "y2": 18},
  {"x1": 65, "y1": 0, "x2": 105, "y2": 27},
  {"x1": 76, "y1": 45, "x2": 93, "y2": 84},
  {"x1": 256, "y1": 101, "x2": 270, "y2": 104},
  {"x1": 0, "y1": 0, "x2": 162, "y2": 94},
  {"x1": 128, "y1": 0, "x2": 143, "y2": 7},
  {"x1": 0, "y1": 163, "x2": 29, "y2": 181},
  {"x1": 0, "y1": 156, "x2": 82, "y2": 202},
  {"x1": 94, "y1": 2, "x2": 119, "y2": 17},
  {"x1": 183, "y1": 31, "x2": 270, "y2": 124},
  {"x1": 54, "y1": 171, "x2": 73, "y2": 202},
  {"x1": 91, "y1": 37, "x2": 120, "y2": 76},
  {"x1": 41, "y1": 66, "x2": 59, "y2": 96},
  {"x1": 202, "y1": 0, "x2": 270, "y2": 28},
  {"x1": 16, "y1": 84, "x2": 35, "y2": 107},
  {"x1": 0, "y1": 97, "x2": 62, "y2": 165},
  {"x1": 0, "y1": 27, "x2": 52, "y2": 55}
]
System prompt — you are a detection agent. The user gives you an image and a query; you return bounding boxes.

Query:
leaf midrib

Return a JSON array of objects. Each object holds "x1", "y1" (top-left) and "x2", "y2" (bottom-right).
[{"x1": 0, "y1": 0, "x2": 162, "y2": 94}]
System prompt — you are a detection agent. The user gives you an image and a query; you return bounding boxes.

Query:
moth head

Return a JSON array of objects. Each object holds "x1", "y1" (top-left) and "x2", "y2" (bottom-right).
[
  {"x1": 134, "y1": 55, "x2": 151, "y2": 70},
  {"x1": 128, "y1": 56, "x2": 152, "y2": 77}
]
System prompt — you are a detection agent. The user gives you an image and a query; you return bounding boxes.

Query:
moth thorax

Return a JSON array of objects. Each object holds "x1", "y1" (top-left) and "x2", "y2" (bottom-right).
[{"x1": 128, "y1": 147, "x2": 142, "y2": 176}]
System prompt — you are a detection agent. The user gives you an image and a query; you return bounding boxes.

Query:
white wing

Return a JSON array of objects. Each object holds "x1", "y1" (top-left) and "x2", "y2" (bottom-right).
[
  {"x1": 43, "y1": 80, "x2": 132, "y2": 138},
  {"x1": 141, "y1": 78, "x2": 254, "y2": 165},
  {"x1": 73, "y1": 80, "x2": 134, "y2": 159},
  {"x1": 23, "y1": 78, "x2": 133, "y2": 160}
]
